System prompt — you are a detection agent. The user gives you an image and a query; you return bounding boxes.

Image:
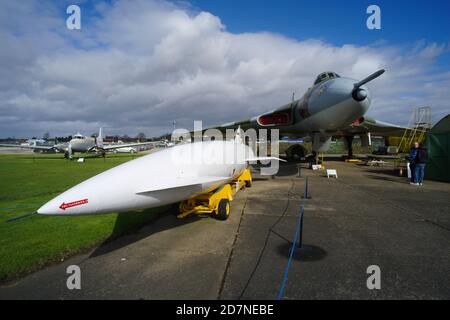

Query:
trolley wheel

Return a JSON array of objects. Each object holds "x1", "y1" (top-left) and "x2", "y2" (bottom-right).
[
  {"x1": 169, "y1": 202, "x2": 181, "y2": 216},
  {"x1": 245, "y1": 180, "x2": 252, "y2": 188},
  {"x1": 215, "y1": 199, "x2": 230, "y2": 221}
]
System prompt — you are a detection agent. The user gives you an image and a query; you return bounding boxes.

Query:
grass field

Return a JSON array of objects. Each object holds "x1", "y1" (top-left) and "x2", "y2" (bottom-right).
[{"x1": 0, "y1": 153, "x2": 167, "y2": 283}]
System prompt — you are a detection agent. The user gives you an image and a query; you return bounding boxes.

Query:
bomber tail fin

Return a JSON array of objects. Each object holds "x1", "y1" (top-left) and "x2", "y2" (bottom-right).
[{"x1": 97, "y1": 127, "x2": 104, "y2": 148}]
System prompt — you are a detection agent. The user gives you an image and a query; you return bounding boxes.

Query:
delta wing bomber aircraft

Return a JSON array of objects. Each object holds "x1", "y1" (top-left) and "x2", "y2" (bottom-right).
[{"x1": 209, "y1": 69, "x2": 407, "y2": 160}]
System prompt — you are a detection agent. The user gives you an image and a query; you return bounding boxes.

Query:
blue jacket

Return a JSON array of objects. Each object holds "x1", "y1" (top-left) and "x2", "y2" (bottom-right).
[{"x1": 409, "y1": 147, "x2": 418, "y2": 163}]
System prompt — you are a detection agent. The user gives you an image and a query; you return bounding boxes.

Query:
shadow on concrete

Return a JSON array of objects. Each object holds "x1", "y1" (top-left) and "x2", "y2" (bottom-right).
[
  {"x1": 362, "y1": 167, "x2": 408, "y2": 183},
  {"x1": 89, "y1": 205, "x2": 201, "y2": 258},
  {"x1": 251, "y1": 177, "x2": 270, "y2": 182},
  {"x1": 365, "y1": 175, "x2": 405, "y2": 183},
  {"x1": 251, "y1": 162, "x2": 302, "y2": 178},
  {"x1": 276, "y1": 243, "x2": 327, "y2": 262},
  {"x1": 363, "y1": 168, "x2": 399, "y2": 177},
  {"x1": 275, "y1": 164, "x2": 300, "y2": 177}
]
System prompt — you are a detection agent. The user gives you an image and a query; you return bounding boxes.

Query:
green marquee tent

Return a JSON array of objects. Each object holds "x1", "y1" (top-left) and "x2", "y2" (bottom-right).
[{"x1": 425, "y1": 114, "x2": 450, "y2": 182}]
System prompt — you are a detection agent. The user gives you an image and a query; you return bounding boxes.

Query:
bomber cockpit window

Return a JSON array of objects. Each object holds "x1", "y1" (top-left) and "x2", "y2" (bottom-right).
[
  {"x1": 314, "y1": 72, "x2": 340, "y2": 85},
  {"x1": 314, "y1": 73, "x2": 325, "y2": 85}
]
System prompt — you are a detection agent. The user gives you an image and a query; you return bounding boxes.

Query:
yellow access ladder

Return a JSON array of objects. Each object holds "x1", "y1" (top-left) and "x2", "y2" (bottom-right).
[{"x1": 397, "y1": 107, "x2": 432, "y2": 153}]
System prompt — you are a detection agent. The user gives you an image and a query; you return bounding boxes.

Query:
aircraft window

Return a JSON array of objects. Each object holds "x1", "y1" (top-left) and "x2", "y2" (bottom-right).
[
  {"x1": 315, "y1": 72, "x2": 336, "y2": 85},
  {"x1": 314, "y1": 72, "x2": 341, "y2": 85}
]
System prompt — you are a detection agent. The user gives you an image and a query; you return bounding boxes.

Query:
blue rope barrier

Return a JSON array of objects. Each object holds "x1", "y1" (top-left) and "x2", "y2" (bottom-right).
[{"x1": 277, "y1": 205, "x2": 304, "y2": 300}]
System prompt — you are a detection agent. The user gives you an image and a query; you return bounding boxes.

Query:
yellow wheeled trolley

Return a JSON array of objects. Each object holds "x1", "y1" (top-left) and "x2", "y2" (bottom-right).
[{"x1": 177, "y1": 169, "x2": 252, "y2": 220}]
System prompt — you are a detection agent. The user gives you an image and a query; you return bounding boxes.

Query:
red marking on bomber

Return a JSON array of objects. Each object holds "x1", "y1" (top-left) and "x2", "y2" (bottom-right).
[
  {"x1": 352, "y1": 117, "x2": 365, "y2": 126},
  {"x1": 258, "y1": 112, "x2": 290, "y2": 126},
  {"x1": 59, "y1": 199, "x2": 89, "y2": 211}
]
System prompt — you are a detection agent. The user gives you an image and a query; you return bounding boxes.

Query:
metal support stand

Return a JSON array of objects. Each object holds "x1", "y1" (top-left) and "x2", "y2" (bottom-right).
[
  {"x1": 296, "y1": 206, "x2": 304, "y2": 248},
  {"x1": 302, "y1": 177, "x2": 311, "y2": 199},
  {"x1": 294, "y1": 205, "x2": 313, "y2": 255}
]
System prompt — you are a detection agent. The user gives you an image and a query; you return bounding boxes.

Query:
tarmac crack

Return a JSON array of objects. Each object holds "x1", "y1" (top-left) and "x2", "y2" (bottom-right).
[{"x1": 217, "y1": 196, "x2": 248, "y2": 300}]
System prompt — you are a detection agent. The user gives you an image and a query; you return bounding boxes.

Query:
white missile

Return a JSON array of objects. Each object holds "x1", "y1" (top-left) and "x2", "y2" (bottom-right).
[{"x1": 37, "y1": 134, "x2": 282, "y2": 216}]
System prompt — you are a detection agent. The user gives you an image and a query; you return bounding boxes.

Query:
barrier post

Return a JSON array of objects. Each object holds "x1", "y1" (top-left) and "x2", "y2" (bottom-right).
[
  {"x1": 297, "y1": 163, "x2": 302, "y2": 178},
  {"x1": 296, "y1": 205, "x2": 304, "y2": 249},
  {"x1": 303, "y1": 177, "x2": 311, "y2": 199}
]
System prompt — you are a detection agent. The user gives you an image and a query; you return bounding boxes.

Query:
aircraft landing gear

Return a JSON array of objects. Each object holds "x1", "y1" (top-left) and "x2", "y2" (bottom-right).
[
  {"x1": 64, "y1": 151, "x2": 73, "y2": 160},
  {"x1": 286, "y1": 144, "x2": 306, "y2": 162},
  {"x1": 345, "y1": 136, "x2": 354, "y2": 158},
  {"x1": 308, "y1": 151, "x2": 318, "y2": 168},
  {"x1": 65, "y1": 144, "x2": 73, "y2": 160}
]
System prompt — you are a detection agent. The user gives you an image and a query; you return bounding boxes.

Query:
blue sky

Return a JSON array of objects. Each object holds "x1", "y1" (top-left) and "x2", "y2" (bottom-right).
[
  {"x1": 188, "y1": 0, "x2": 450, "y2": 46},
  {"x1": 1, "y1": 0, "x2": 449, "y2": 137},
  {"x1": 187, "y1": 0, "x2": 450, "y2": 73}
]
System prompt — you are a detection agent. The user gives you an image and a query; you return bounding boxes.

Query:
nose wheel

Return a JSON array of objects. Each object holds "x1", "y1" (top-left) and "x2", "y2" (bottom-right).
[{"x1": 345, "y1": 136, "x2": 354, "y2": 158}]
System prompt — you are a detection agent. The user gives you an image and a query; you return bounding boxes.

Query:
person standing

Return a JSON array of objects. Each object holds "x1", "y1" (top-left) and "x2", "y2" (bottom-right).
[
  {"x1": 414, "y1": 143, "x2": 428, "y2": 186},
  {"x1": 408, "y1": 142, "x2": 419, "y2": 185}
]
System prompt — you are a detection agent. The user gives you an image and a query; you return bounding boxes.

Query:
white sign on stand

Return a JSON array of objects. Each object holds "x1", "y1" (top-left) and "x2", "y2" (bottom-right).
[{"x1": 326, "y1": 169, "x2": 338, "y2": 179}]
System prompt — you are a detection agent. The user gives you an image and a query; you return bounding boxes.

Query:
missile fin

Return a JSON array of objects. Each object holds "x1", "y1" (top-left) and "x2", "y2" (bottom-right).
[
  {"x1": 246, "y1": 156, "x2": 287, "y2": 163},
  {"x1": 135, "y1": 176, "x2": 229, "y2": 194}
]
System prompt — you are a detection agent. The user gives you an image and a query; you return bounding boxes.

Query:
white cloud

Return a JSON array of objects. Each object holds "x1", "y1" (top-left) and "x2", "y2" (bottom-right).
[{"x1": 0, "y1": 0, "x2": 448, "y2": 138}]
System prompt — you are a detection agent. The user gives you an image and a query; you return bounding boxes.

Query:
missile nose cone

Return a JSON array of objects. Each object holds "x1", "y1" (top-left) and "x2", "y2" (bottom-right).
[
  {"x1": 37, "y1": 190, "x2": 94, "y2": 215},
  {"x1": 37, "y1": 199, "x2": 60, "y2": 215}
]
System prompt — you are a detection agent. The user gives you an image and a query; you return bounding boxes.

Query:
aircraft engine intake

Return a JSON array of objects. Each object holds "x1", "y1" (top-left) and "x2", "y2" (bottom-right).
[{"x1": 352, "y1": 88, "x2": 368, "y2": 102}]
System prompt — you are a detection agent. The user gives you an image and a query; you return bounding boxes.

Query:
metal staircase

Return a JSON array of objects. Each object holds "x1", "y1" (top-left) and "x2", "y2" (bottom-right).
[{"x1": 397, "y1": 107, "x2": 432, "y2": 153}]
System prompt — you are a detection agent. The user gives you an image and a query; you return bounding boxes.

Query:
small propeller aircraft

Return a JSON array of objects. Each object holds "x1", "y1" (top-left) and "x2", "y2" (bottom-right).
[{"x1": 0, "y1": 128, "x2": 158, "y2": 159}]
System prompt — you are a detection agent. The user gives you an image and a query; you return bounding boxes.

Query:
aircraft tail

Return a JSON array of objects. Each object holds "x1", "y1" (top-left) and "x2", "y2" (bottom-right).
[{"x1": 97, "y1": 127, "x2": 104, "y2": 148}]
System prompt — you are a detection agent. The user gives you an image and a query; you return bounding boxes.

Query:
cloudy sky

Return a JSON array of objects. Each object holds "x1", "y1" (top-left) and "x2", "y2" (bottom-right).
[{"x1": 1, "y1": 0, "x2": 449, "y2": 138}]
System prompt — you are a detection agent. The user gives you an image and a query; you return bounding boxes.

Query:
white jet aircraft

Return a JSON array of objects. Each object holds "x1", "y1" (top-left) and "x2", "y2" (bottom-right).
[{"x1": 0, "y1": 128, "x2": 157, "y2": 159}]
